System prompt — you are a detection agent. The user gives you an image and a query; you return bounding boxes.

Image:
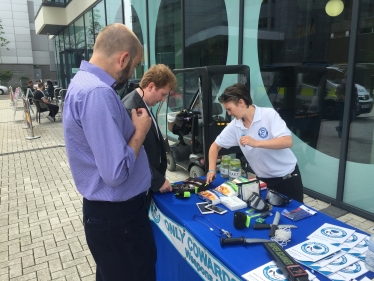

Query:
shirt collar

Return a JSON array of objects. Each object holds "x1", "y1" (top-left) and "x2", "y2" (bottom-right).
[
  {"x1": 235, "y1": 104, "x2": 261, "y2": 129},
  {"x1": 79, "y1": 61, "x2": 117, "y2": 89}
]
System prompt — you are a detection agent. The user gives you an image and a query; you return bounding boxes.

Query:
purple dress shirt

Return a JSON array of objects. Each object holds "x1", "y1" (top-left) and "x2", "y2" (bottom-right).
[{"x1": 63, "y1": 61, "x2": 151, "y2": 201}]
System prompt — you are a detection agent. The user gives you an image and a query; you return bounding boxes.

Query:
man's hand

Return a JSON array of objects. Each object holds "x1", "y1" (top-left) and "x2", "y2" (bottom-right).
[
  {"x1": 159, "y1": 179, "x2": 173, "y2": 193},
  {"x1": 239, "y1": 135, "x2": 258, "y2": 147},
  {"x1": 131, "y1": 108, "x2": 151, "y2": 135}
]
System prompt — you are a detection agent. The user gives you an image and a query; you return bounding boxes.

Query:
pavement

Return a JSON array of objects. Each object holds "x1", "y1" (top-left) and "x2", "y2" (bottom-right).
[{"x1": 0, "y1": 93, "x2": 373, "y2": 280}]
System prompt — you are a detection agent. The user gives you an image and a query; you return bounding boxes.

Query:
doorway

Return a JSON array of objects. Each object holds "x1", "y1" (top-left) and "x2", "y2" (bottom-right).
[{"x1": 59, "y1": 49, "x2": 85, "y2": 88}]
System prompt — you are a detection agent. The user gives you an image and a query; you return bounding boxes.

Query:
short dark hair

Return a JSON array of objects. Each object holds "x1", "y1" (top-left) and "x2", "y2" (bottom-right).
[{"x1": 218, "y1": 83, "x2": 252, "y2": 107}]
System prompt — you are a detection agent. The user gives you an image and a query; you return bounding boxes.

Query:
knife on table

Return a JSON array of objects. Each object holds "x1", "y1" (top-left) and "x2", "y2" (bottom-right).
[
  {"x1": 253, "y1": 224, "x2": 297, "y2": 230},
  {"x1": 269, "y1": 211, "x2": 280, "y2": 237},
  {"x1": 220, "y1": 237, "x2": 270, "y2": 246}
]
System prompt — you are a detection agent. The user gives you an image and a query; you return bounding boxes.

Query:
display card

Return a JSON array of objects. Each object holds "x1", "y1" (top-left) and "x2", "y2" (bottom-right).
[
  {"x1": 307, "y1": 223, "x2": 356, "y2": 246},
  {"x1": 286, "y1": 238, "x2": 340, "y2": 263}
]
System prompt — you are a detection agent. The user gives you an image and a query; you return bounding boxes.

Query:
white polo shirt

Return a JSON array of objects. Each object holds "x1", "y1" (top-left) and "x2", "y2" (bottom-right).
[{"x1": 215, "y1": 105, "x2": 296, "y2": 178}]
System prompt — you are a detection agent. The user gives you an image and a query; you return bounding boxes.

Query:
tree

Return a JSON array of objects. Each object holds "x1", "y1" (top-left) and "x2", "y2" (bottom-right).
[
  {"x1": 0, "y1": 19, "x2": 10, "y2": 50},
  {"x1": 0, "y1": 70, "x2": 13, "y2": 83}
]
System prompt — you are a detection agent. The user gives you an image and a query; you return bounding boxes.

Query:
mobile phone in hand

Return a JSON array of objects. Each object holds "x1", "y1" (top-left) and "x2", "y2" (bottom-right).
[
  {"x1": 205, "y1": 204, "x2": 227, "y2": 215},
  {"x1": 196, "y1": 202, "x2": 214, "y2": 214}
]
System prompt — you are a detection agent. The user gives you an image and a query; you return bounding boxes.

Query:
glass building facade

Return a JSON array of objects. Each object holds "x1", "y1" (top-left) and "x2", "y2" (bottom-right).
[{"x1": 48, "y1": 0, "x2": 374, "y2": 220}]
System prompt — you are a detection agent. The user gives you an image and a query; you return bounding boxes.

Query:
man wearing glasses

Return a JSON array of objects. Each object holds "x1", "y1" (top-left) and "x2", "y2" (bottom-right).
[
  {"x1": 206, "y1": 83, "x2": 304, "y2": 203},
  {"x1": 122, "y1": 64, "x2": 178, "y2": 207}
]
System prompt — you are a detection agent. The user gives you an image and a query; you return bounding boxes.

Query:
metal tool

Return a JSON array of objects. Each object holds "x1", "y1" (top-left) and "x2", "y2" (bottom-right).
[
  {"x1": 269, "y1": 211, "x2": 280, "y2": 237},
  {"x1": 220, "y1": 237, "x2": 270, "y2": 246},
  {"x1": 253, "y1": 224, "x2": 297, "y2": 230}
]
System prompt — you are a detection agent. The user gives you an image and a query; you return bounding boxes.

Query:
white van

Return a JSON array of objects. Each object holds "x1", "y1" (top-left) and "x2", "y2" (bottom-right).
[{"x1": 324, "y1": 66, "x2": 373, "y2": 118}]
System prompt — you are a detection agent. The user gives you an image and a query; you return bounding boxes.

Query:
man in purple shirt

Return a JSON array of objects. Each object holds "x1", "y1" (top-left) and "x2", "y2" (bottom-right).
[{"x1": 63, "y1": 24, "x2": 156, "y2": 281}]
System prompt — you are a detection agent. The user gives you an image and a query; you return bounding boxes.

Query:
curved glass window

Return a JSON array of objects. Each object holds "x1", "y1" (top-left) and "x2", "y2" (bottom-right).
[
  {"x1": 85, "y1": 9, "x2": 94, "y2": 60},
  {"x1": 184, "y1": 0, "x2": 228, "y2": 68},
  {"x1": 127, "y1": 2, "x2": 145, "y2": 78},
  {"x1": 106, "y1": 0, "x2": 123, "y2": 24},
  {"x1": 93, "y1": 1, "x2": 106, "y2": 40},
  {"x1": 155, "y1": 0, "x2": 182, "y2": 69},
  {"x1": 75, "y1": 16, "x2": 85, "y2": 50}
]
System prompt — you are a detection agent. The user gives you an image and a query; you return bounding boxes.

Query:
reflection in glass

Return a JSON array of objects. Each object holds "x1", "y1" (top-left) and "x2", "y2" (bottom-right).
[
  {"x1": 106, "y1": 0, "x2": 123, "y2": 24},
  {"x1": 93, "y1": 1, "x2": 106, "y2": 41},
  {"x1": 343, "y1": 0, "x2": 374, "y2": 213},
  {"x1": 85, "y1": 9, "x2": 94, "y2": 59},
  {"x1": 75, "y1": 16, "x2": 85, "y2": 50},
  {"x1": 184, "y1": 0, "x2": 228, "y2": 67},
  {"x1": 155, "y1": 0, "x2": 182, "y2": 69},
  {"x1": 129, "y1": 4, "x2": 144, "y2": 78}
]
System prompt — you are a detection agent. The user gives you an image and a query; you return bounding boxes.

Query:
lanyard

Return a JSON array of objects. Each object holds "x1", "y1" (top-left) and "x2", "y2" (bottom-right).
[{"x1": 193, "y1": 215, "x2": 232, "y2": 238}]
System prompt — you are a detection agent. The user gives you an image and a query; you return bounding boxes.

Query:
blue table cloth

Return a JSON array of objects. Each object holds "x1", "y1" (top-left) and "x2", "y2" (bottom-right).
[{"x1": 150, "y1": 173, "x2": 374, "y2": 281}]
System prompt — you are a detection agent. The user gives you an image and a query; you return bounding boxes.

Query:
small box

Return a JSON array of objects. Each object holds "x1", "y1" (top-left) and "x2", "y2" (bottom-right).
[
  {"x1": 214, "y1": 180, "x2": 238, "y2": 197},
  {"x1": 248, "y1": 177, "x2": 267, "y2": 190},
  {"x1": 197, "y1": 190, "x2": 221, "y2": 204},
  {"x1": 233, "y1": 177, "x2": 260, "y2": 201},
  {"x1": 220, "y1": 196, "x2": 247, "y2": 211}
]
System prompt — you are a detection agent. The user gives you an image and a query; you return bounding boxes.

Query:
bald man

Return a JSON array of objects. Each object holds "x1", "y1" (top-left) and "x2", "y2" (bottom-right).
[{"x1": 63, "y1": 24, "x2": 157, "y2": 281}]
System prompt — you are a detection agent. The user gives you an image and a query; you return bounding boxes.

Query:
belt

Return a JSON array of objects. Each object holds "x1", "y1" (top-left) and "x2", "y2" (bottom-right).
[{"x1": 84, "y1": 191, "x2": 146, "y2": 204}]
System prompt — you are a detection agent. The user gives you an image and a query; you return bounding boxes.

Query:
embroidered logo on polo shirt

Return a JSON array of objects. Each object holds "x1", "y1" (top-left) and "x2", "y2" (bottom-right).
[{"x1": 258, "y1": 127, "x2": 268, "y2": 139}]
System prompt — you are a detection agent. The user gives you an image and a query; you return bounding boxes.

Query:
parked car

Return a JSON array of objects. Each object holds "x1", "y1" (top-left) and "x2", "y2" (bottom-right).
[
  {"x1": 0, "y1": 85, "x2": 9, "y2": 95},
  {"x1": 324, "y1": 66, "x2": 373, "y2": 119}
]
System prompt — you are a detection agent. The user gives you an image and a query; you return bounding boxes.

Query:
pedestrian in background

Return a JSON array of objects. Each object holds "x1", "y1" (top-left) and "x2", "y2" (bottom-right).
[
  {"x1": 63, "y1": 23, "x2": 156, "y2": 281},
  {"x1": 33, "y1": 82, "x2": 59, "y2": 122}
]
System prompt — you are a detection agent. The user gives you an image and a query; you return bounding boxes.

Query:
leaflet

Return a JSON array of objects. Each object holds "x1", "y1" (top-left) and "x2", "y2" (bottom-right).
[
  {"x1": 328, "y1": 261, "x2": 368, "y2": 281},
  {"x1": 242, "y1": 261, "x2": 315, "y2": 281},
  {"x1": 307, "y1": 223, "x2": 356, "y2": 246},
  {"x1": 348, "y1": 236, "x2": 369, "y2": 256},
  {"x1": 242, "y1": 261, "x2": 287, "y2": 281},
  {"x1": 318, "y1": 253, "x2": 359, "y2": 276},
  {"x1": 340, "y1": 232, "x2": 367, "y2": 252},
  {"x1": 305, "y1": 251, "x2": 345, "y2": 271},
  {"x1": 286, "y1": 238, "x2": 340, "y2": 263}
]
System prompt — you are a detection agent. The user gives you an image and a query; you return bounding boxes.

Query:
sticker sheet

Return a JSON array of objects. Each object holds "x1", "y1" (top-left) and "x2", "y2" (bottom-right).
[
  {"x1": 328, "y1": 261, "x2": 368, "y2": 281},
  {"x1": 340, "y1": 233, "x2": 367, "y2": 252},
  {"x1": 348, "y1": 237, "x2": 369, "y2": 256},
  {"x1": 242, "y1": 261, "x2": 315, "y2": 281},
  {"x1": 318, "y1": 254, "x2": 359, "y2": 276},
  {"x1": 242, "y1": 261, "x2": 287, "y2": 281},
  {"x1": 305, "y1": 251, "x2": 346, "y2": 271},
  {"x1": 307, "y1": 223, "x2": 356, "y2": 246},
  {"x1": 286, "y1": 238, "x2": 340, "y2": 263}
]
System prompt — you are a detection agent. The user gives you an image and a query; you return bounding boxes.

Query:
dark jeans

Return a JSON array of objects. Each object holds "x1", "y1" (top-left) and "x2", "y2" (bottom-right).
[
  {"x1": 83, "y1": 194, "x2": 157, "y2": 281},
  {"x1": 258, "y1": 165, "x2": 304, "y2": 203},
  {"x1": 47, "y1": 104, "x2": 59, "y2": 118}
]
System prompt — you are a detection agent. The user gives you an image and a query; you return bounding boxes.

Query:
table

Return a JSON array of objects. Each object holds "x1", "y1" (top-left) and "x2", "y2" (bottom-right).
[{"x1": 150, "y1": 174, "x2": 374, "y2": 281}]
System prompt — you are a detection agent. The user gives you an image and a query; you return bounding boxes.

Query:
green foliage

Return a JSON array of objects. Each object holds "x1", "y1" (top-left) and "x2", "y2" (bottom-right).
[
  {"x1": 0, "y1": 19, "x2": 10, "y2": 50},
  {"x1": 0, "y1": 70, "x2": 13, "y2": 82}
]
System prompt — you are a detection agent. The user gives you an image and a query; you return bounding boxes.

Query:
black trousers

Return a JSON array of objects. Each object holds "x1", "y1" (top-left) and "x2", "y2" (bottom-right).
[
  {"x1": 258, "y1": 165, "x2": 304, "y2": 203},
  {"x1": 83, "y1": 193, "x2": 157, "y2": 281},
  {"x1": 47, "y1": 103, "x2": 59, "y2": 118}
]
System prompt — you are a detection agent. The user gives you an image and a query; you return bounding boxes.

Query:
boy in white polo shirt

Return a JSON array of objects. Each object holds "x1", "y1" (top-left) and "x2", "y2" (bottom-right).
[{"x1": 206, "y1": 83, "x2": 304, "y2": 202}]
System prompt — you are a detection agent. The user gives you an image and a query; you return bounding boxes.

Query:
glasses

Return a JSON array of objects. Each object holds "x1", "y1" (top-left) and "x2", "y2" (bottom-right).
[
  {"x1": 247, "y1": 193, "x2": 270, "y2": 212},
  {"x1": 265, "y1": 189, "x2": 292, "y2": 206},
  {"x1": 218, "y1": 93, "x2": 239, "y2": 103}
]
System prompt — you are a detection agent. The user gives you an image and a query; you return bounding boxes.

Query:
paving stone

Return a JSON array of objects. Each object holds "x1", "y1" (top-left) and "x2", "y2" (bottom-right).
[
  {"x1": 9, "y1": 271, "x2": 36, "y2": 281},
  {"x1": 36, "y1": 268, "x2": 52, "y2": 281},
  {"x1": 48, "y1": 258, "x2": 63, "y2": 273},
  {"x1": 76, "y1": 260, "x2": 93, "y2": 277}
]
